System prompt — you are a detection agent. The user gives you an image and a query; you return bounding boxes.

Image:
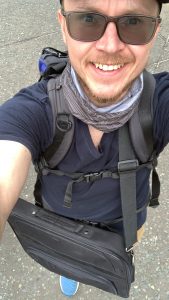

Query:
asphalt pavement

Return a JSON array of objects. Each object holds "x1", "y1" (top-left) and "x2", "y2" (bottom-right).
[{"x1": 0, "y1": 1, "x2": 169, "y2": 299}]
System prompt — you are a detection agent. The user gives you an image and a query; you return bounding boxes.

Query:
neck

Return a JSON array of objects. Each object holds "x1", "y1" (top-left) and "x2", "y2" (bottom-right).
[{"x1": 88, "y1": 125, "x2": 104, "y2": 149}]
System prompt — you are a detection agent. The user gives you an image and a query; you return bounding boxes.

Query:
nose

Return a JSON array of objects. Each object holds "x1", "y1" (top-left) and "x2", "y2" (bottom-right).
[{"x1": 95, "y1": 22, "x2": 126, "y2": 53}]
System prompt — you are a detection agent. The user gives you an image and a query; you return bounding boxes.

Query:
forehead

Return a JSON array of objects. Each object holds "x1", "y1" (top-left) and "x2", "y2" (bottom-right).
[{"x1": 64, "y1": 0, "x2": 158, "y2": 15}]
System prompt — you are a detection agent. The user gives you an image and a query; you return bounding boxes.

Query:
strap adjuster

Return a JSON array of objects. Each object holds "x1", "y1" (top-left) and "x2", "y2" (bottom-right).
[
  {"x1": 35, "y1": 157, "x2": 49, "y2": 174},
  {"x1": 56, "y1": 114, "x2": 72, "y2": 132},
  {"x1": 84, "y1": 172, "x2": 103, "y2": 183},
  {"x1": 118, "y1": 159, "x2": 139, "y2": 173},
  {"x1": 35, "y1": 156, "x2": 49, "y2": 175}
]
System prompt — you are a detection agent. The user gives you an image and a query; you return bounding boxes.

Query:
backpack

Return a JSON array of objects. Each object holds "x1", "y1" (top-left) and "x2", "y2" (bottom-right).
[{"x1": 34, "y1": 47, "x2": 160, "y2": 248}]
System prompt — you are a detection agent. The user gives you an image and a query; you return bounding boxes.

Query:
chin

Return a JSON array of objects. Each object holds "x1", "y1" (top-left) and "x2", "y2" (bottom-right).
[
  {"x1": 87, "y1": 93, "x2": 120, "y2": 107},
  {"x1": 88, "y1": 87, "x2": 125, "y2": 105}
]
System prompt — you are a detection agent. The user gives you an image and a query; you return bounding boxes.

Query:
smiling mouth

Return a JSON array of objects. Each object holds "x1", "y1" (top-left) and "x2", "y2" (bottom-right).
[{"x1": 93, "y1": 62, "x2": 125, "y2": 71}]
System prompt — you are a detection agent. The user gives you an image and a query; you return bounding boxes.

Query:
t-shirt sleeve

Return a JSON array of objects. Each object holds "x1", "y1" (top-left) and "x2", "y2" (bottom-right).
[
  {"x1": 0, "y1": 80, "x2": 53, "y2": 162},
  {"x1": 153, "y1": 72, "x2": 169, "y2": 154}
]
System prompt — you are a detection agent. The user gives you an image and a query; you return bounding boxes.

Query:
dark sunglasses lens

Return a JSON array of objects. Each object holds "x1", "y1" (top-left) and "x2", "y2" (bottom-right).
[
  {"x1": 118, "y1": 16, "x2": 158, "y2": 45},
  {"x1": 67, "y1": 12, "x2": 106, "y2": 42}
]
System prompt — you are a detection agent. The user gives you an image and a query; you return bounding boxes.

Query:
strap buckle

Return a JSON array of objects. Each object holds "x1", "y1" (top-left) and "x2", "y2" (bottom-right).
[
  {"x1": 118, "y1": 159, "x2": 139, "y2": 173},
  {"x1": 84, "y1": 172, "x2": 103, "y2": 183},
  {"x1": 125, "y1": 249, "x2": 135, "y2": 265},
  {"x1": 126, "y1": 245, "x2": 135, "y2": 253}
]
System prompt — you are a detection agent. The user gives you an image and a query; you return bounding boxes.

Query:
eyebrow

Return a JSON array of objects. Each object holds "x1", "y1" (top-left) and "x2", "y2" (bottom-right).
[
  {"x1": 122, "y1": 8, "x2": 154, "y2": 15},
  {"x1": 68, "y1": 0, "x2": 92, "y2": 4},
  {"x1": 67, "y1": 0, "x2": 99, "y2": 10}
]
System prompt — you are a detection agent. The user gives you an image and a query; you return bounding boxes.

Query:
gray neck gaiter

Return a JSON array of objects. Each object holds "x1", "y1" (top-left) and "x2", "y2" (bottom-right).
[{"x1": 61, "y1": 63, "x2": 141, "y2": 133}]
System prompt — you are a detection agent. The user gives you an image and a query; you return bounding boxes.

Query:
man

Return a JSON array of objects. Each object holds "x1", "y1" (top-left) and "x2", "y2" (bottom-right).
[{"x1": 0, "y1": 0, "x2": 169, "y2": 297}]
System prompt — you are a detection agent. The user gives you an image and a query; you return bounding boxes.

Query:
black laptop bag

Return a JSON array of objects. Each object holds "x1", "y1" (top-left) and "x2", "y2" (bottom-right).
[{"x1": 8, "y1": 198, "x2": 135, "y2": 298}]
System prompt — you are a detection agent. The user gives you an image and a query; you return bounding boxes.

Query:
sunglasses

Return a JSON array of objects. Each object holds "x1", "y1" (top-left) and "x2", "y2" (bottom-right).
[{"x1": 61, "y1": 10, "x2": 161, "y2": 45}]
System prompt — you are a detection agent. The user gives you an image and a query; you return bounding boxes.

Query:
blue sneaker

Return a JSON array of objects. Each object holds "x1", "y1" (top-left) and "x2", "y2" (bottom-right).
[{"x1": 59, "y1": 276, "x2": 79, "y2": 297}]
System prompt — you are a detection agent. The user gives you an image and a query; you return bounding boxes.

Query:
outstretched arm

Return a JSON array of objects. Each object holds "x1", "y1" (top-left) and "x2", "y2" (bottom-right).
[{"x1": 0, "y1": 140, "x2": 31, "y2": 241}]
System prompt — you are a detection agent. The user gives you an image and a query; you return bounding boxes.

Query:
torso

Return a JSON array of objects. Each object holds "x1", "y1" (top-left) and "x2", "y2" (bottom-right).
[{"x1": 1, "y1": 72, "x2": 169, "y2": 230}]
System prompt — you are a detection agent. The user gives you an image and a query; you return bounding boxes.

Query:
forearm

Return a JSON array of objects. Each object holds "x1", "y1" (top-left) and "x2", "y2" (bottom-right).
[
  {"x1": 0, "y1": 216, "x2": 5, "y2": 241},
  {"x1": 0, "y1": 181, "x2": 24, "y2": 241},
  {"x1": 0, "y1": 186, "x2": 20, "y2": 241},
  {"x1": 0, "y1": 141, "x2": 32, "y2": 241}
]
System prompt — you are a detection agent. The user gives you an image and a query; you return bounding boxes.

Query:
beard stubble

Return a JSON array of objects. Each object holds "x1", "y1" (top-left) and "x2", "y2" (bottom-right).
[{"x1": 76, "y1": 52, "x2": 136, "y2": 107}]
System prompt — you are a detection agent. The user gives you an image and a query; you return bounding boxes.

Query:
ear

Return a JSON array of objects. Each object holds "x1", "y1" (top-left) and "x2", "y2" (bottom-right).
[
  {"x1": 154, "y1": 22, "x2": 161, "y2": 39},
  {"x1": 57, "y1": 9, "x2": 67, "y2": 44},
  {"x1": 150, "y1": 22, "x2": 161, "y2": 48}
]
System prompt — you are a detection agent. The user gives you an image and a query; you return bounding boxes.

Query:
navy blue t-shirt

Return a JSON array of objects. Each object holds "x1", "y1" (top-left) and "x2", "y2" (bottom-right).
[{"x1": 0, "y1": 72, "x2": 169, "y2": 231}]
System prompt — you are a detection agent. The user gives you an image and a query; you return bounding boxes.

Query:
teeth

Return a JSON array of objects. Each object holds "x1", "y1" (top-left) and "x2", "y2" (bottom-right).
[{"x1": 94, "y1": 63, "x2": 124, "y2": 71}]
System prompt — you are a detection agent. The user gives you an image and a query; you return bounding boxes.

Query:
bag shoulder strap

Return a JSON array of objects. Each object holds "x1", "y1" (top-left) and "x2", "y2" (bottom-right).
[
  {"x1": 118, "y1": 71, "x2": 160, "y2": 248},
  {"x1": 118, "y1": 124, "x2": 138, "y2": 249}
]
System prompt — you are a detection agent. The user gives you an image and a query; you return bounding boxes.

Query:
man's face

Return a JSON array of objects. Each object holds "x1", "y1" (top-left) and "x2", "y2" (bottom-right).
[{"x1": 58, "y1": 0, "x2": 160, "y2": 107}]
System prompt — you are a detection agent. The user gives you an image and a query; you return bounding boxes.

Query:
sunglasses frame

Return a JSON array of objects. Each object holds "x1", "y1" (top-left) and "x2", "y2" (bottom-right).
[{"x1": 61, "y1": 10, "x2": 161, "y2": 45}]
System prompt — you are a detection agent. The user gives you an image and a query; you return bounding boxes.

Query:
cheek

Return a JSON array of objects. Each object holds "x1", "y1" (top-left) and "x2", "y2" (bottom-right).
[
  {"x1": 67, "y1": 43, "x2": 81, "y2": 67},
  {"x1": 67, "y1": 40, "x2": 92, "y2": 66},
  {"x1": 131, "y1": 46, "x2": 151, "y2": 69}
]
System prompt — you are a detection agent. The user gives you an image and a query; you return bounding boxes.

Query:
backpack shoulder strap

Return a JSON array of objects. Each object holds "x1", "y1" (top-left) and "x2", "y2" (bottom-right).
[
  {"x1": 42, "y1": 76, "x2": 75, "y2": 168},
  {"x1": 129, "y1": 70, "x2": 156, "y2": 163},
  {"x1": 128, "y1": 70, "x2": 160, "y2": 208}
]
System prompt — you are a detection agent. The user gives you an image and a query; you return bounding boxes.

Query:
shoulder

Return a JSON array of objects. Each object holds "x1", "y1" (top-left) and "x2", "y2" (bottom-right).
[
  {"x1": 152, "y1": 72, "x2": 169, "y2": 153},
  {"x1": 151, "y1": 72, "x2": 169, "y2": 112},
  {"x1": 1, "y1": 79, "x2": 52, "y2": 125},
  {"x1": 154, "y1": 71, "x2": 169, "y2": 83},
  {"x1": 13, "y1": 79, "x2": 49, "y2": 104},
  {"x1": 1, "y1": 79, "x2": 50, "y2": 111},
  {"x1": 153, "y1": 71, "x2": 169, "y2": 94},
  {"x1": 0, "y1": 79, "x2": 53, "y2": 161}
]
